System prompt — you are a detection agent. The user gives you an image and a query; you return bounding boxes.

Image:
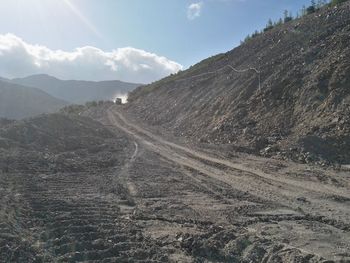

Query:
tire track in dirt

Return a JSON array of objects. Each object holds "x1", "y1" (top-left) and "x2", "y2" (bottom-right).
[
  {"x1": 121, "y1": 142, "x2": 139, "y2": 197},
  {"x1": 107, "y1": 110, "x2": 282, "y2": 205},
  {"x1": 107, "y1": 108, "x2": 350, "y2": 230},
  {"x1": 5, "y1": 172, "x2": 168, "y2": 262},
  {"x1": 111, "y1": 109, "x2": 349, "y2": 198}
]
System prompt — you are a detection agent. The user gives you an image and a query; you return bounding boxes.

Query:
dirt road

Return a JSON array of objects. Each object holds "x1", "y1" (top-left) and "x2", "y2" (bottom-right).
[{"x1": 106, "y1": 106, "x2": 350, "y2": 262}]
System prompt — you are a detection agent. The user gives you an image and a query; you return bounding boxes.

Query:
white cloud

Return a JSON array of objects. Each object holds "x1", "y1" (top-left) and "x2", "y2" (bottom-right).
[
  {"x1": 187, "y1": 2, "x2": 203, "y2": 20},
  {"x1": 0, "y1": 34, "x2": 183, "y2": 83}
]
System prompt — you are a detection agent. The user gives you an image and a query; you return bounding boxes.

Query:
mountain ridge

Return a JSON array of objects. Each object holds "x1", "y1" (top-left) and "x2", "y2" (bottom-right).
[
  {"x1": 12, "y1": 74, "x2": 141, "y2": 104},
  {"x1": 0, "y1": 80, "x2": 69, "y2": 120}
]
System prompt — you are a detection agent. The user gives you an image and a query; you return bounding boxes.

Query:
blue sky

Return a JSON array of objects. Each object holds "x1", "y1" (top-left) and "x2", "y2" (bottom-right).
[{"x1": 0, "y1": 0, "x2": 316, "y2": 82}]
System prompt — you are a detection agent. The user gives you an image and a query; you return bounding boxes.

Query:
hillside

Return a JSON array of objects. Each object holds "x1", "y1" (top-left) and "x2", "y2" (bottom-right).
[
  {"x1": 0, "y1": 80, "x2": 68, "y2": 119},
  {"x1": 127, "y1": 2, "x2": 350, "y2": 164},
  {"x1": 12, "y1": 74, "x2": 141, "y2": 104}
]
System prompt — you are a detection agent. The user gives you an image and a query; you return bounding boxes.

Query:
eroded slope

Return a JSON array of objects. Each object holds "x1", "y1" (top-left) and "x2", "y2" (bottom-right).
[{"x1": 128, "y1": 2, "x2": 350, "y2": 164}]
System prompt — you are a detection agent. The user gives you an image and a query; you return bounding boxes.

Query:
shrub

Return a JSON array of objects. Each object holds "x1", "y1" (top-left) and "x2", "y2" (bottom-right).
[
  {"x1": 264, "y1": 18, "x2": 274, "y2": 32},
  {"x1": 331, "y1": 0, "x2": 348, "y2": 5},
  {"x1": 306, "y1": 5, "x2": 316, "y2": 14},
  {"x1": 283, "y1": 10, "x2": 293, "y2": 23},
  {"x1": 284, "y1": 16, "x2": 293, "y2": 23},
  {"x1": 85, "y1": 101, "x2": 98, "y2": 108}
]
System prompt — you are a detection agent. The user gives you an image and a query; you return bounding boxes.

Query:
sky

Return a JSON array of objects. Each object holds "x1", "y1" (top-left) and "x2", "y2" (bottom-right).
[{"x1": 0, "y1": 0, "x2": 316, "y2": 83}]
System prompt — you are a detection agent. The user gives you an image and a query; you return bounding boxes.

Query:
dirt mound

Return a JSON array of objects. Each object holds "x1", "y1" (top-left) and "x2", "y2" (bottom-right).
[
  {"x1": 0, "y1": 111, "x2": 132, "y2": 173},
  {"x1": 127, "y1": 2, "x2": 350, "y2": 165}
]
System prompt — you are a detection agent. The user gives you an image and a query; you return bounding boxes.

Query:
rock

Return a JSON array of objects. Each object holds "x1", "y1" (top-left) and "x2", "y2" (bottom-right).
[
  {"x1": 297, "y1": 197, "x2": 308, "y2": 203},
  {"x1": 332, "y1": 117, "x2": 340, "y2": 123},
  {"x1": 341, "y1": 164, "x2": 350, "y2": 171}
]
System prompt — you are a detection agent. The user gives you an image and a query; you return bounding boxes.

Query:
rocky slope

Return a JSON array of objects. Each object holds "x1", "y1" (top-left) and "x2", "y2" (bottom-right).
[
  {"x1": 12, "y1": 74, "x2": 140, "y2": 104},
  {"x1": 0, "y1": 80, "x2": 68, "y2": 119},
  {"x1": 127, "y1": 2, "x2": 350, "y2": 164}
]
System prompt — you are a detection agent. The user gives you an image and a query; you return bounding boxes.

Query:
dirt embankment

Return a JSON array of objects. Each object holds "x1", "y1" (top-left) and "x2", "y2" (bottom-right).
[{"x1": 127, "y1": 2, "x2": 350, "y2": 165}]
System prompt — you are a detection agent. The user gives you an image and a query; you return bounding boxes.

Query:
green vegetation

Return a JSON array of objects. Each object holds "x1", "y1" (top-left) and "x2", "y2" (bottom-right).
[
  {"x1": 85, "y1": 100, "x2": 114, "y2": 108},
  {"x1": 241, "y1": 0, "x2": 337, "y2": 44},
  {"x1": 60, "y1": 100, "x2": 114, "y2": 115},
  {"x1": 60, "y1": 104, "x2": 85, "y2": 115},
  {"x1": 306, "y1": 5, "x2": 316, "y2": 14},
  {"x1": 283, "y1": 10, "x2": 293, "y2": 23},
  {"x1": 331, "y1": 0, "x2": 348, "y2": 5}
]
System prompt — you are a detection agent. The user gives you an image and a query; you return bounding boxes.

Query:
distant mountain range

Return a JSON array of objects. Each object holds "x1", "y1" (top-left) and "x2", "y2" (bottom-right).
[
  {"x1": 0, "y1": 80, "x2": 68, "y2": 120},
  {"x1": 11, "y1": 74, "x2": 141, "y2": 104},
  {"x1": 0, "y1": 74, "x2": 141, "y2": 120}
]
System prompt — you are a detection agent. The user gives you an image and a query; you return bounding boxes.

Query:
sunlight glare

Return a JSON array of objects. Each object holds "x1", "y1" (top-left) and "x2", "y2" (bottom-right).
[{"x1": 62, "y1": 0, "x2": 102, "y2": 38}]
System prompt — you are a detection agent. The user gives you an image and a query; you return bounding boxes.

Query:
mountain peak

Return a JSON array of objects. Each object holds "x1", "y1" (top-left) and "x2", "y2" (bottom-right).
[{"x1": 13, "y1": 74, "x2": 60, "y2": 82}]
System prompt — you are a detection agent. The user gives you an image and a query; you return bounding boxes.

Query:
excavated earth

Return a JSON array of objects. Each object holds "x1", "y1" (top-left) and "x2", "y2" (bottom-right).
[
  {"x1": 0, "y1": 103, "x2": 349, "y2": 262},
  {"x1": 127, "y1": 2, "x2": 350, "y2": 165},
  {"x1": 1, "y1": 4, "x2": 350, "y2": 263}
]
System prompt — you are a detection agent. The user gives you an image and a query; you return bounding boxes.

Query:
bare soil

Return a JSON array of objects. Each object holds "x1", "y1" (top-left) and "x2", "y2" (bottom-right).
[{"x1": 0, "y1": 105, "x2": 349, "y2": 262}]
